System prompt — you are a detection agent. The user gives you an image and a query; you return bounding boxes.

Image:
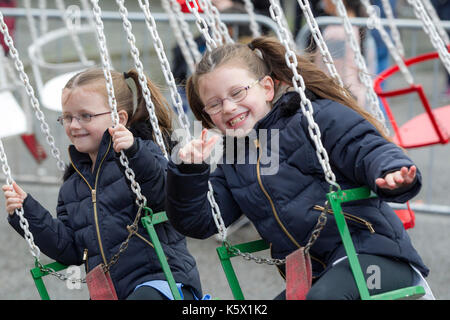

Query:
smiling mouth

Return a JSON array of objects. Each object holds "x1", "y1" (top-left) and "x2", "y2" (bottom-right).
[
  {"x1": 228, "y1": 112, "x2": 248, "y2": 128},
  {"x1": 72, "y1": 133, "x2": 89, "y2": 138}
]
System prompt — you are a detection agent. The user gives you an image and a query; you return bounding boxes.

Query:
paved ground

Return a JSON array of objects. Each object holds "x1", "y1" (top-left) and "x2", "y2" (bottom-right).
[{"x1": 0, "y1": 1, "x2": 449, "y2": 300}]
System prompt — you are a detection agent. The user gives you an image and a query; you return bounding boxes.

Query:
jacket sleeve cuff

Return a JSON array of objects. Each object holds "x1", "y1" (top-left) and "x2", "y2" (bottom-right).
[{"x1": 177, "y1": 162, "x2": 210, "y2": 174}]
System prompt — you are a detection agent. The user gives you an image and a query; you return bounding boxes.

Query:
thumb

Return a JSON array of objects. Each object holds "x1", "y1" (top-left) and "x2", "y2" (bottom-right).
[{"x1": 12, "y1": 182, "x2": 27, "y2": 199}]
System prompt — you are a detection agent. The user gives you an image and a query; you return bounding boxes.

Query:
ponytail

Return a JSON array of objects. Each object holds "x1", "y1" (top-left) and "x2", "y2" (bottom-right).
[
  {"x1": 248, "y1": 37, "x2": 391, "y2": 142},
  {"x1": 187, "y1": 36, "x2": 390, "y2": 142},
  {"x1": 123, "y1": 69, "x2": 174, "y2": 146}
]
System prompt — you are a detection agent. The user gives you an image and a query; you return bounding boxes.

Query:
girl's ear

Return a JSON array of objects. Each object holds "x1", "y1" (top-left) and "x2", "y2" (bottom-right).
[
  {"x1": 261, "y1": 75, "x2": 275, "y2": 102},
  {"x1": 118, "y1": 109, "x2": 129, "y2": 126}
]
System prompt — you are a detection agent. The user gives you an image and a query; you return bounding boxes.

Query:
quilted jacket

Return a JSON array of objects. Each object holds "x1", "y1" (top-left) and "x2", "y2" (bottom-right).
[
  {"x1": 166, "y1": 91, "x2": 429, "y2": 278},
  {"x1": 9, "y1": 130, "x2": 202, "y2": 299}
]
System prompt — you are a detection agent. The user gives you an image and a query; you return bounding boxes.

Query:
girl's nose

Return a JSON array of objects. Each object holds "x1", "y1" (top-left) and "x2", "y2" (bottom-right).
[
  {"x1": 222, "y1": 98, "x2": 237, "y2": 114},
  {"x1": 69, "y1": 117, "x2": 82, "y2": 129}
]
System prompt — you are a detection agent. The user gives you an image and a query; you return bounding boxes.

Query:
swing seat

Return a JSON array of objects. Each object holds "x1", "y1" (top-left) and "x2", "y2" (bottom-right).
[
  {"x1": 217, "y1": 187, "x2": 425, "y2": 300},
  {"x1": 20, "y1": 133, "x2": 47, "y2": 163},
  {"x1": 395, "y1": 208, "x2": 415, "y2": 230},
  {"x1": 394, "y1": 201, "x2": 415, "y2": 230},
  {"x1": 391, "y1": 104, "x2": 450, "y2": 149},
  {"x1": 374, "y1": 48, "x2": 450, "y2": 149},
  {"x1": 327, "y1": 187, "x2": 425, "y2": 300},
  {"x1": 30, "y1": 210, "x2": 182, "y2": 300},
  {"x1": 0, "y1": 91, "x2": 27, "y2": 138},
  {"x1": 27, "y1": 26, "x2": 96, "y2": 112}
]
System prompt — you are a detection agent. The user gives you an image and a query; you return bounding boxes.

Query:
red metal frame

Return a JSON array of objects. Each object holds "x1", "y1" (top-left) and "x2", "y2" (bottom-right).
[{"x1": 374, "y1": 46, "x2": 450, "y2": 149}]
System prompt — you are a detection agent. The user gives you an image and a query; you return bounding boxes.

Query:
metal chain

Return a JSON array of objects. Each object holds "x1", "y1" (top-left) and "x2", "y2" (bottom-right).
[
  {"x1": 55, "y1": 0, "x2": 89, "y2": 65},
  {"x1": 116, "y1": 0, "x2": 170, "y2": 158},
  {"x1": 332, "y1": 0, "x2": 389, "y2": 134},
  {"x1": 36, "y1": 260, "x2": 86, "y2": 283},
  {"x1": 90, "y1": 1, "x2": 149, "y2": 274},
  {"x1": 0, "y1": 8, "x2": 82, "y2": 282},
  {"x1": 201, "y1": 0, "x2": 234, "y2": 44},
  {"x1": 220, "y1": 0, "x2": 336, "y2": 265},
  {"x1": 198, "y1": 0, "x2": 223, "y2": 46},
  {"x1": 0, "y1": 139, "x2": 41, "y2": 260},
  {"x1": 224, "y1": 241, "x2": 286, "y2": 266},
  {"x1": 304, "y1": 202, "x2": 329, "y2": 254},
  {"x1": 0, "y1": 10, "x2": 66, "y2": 172},
  {"x1": 104, "y1": 205, "x2": 146, "y2": 272},
  {"x1": 162, "y1": 0, "x2": 197, "y2": 74},
  {"x1": 167, "y1": 0, "x2": 202, "y2": 64},
  {"x1": 296, "y1": 0, "x2": 344, "y2": 87},
  {"x1": 91, "y1": 0, "x2": 147, "y2": 208},
  {"x1": 407, "y1": 0, "x2": 450, "y2": 74},
  {"x1": 136, "y1": 0, "x2": 192, "y2": 141},
  {"x1": 2, "y1": 140, "x2": 73, "y2": 284},
  {"x1": 362, "y1": 1, "x2": 414, "y2": 85},
  {"x1": 181, "y1": 0, "x2": 228, "y2": 242},
  {"x1": 380, "y1": 0, "x2": 405, "y2": 57},
  {"x1": 269, "y1": 0, "x2": 296, "y2": 50},
  {"x1": 242, "y1": 0, "x2": 261, "y2": 38},
  {"x1": 185, "y1": 0, "x2": 218, "y2": 52},
  {"x1": 269, "y1": 0, "x2": 339, "y2": 189},
  {"x1": 422, "y1": 0, "x2": 450, "y2": 45}
]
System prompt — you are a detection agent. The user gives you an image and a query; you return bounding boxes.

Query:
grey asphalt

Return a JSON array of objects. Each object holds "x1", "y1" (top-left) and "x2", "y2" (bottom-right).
[{"x1": 0, "y1": 0, "x2": 449, "y2": 300}]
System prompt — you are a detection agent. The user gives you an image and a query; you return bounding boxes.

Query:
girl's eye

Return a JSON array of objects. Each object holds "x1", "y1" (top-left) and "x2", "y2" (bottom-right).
[
  {"x1": 207, "y1": 100, "x2": 221, "y2": 109},
  {"x1": 230, "y1": 88, "x2": 244, "y2": 98},
  {"x1": 80, "y1": 114, "x2": 92, "y2": 121}
]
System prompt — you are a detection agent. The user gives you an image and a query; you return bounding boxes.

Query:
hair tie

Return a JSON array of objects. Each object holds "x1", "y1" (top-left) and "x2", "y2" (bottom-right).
[
  {"x1": 124, "y1": 72, "x2": 138, "y2": 116},
  {"x1": 247, "y1": 43, "x2": 263, "y2": 60}
]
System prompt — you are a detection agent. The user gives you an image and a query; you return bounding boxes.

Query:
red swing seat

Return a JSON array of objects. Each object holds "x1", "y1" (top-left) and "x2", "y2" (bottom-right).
[
  {"x1": 371, "y1": 48, "x2": 450, "y2": 230},
  {"x1": 374, "y1": 46, "x2": 450, "y2": 149}
]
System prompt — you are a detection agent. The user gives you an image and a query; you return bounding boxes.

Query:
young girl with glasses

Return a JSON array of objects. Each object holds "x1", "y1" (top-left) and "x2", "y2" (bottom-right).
[
  {"x1": 166, "y1": 37, "x2": 432, "y2": 299},
  {"x1": 3, "y1": 68, "x2": 203, "y2": 300}
]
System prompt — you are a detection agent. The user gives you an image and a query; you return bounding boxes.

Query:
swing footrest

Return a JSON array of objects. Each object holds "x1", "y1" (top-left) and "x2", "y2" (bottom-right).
[
  {"x1": 30, "y1": 261, "x2": 68, "y2": 300},
  {"x1": 216, "y1": 239, "x2": 270, "y2": 300},
  {"x1": 368, "y1": 285, "x2": 425, "y2": 300}
]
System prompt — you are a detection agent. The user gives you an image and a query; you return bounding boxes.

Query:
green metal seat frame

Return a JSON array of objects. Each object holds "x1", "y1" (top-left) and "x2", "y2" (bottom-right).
[
  {"x1": 30, "y1": 208, "x2": 182, "y2": 300},
  {"x1": 217, "y1": 186, "x2": 425, "y2": 300}
]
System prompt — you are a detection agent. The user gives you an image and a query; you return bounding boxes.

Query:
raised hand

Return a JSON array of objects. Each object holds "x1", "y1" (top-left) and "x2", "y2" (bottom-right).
[
  {"x1": 2, "y1": 182, "x2": 27, "y2": 215},
  {"x1": 108, "y1": 124, "x2": 134, "y2": 153},
  {"x1": 178, "y1": 128, "x2": 220, "y2": 164},
  {"x1": 375, "y1": 166, "x2": 417, "y2": 190}
]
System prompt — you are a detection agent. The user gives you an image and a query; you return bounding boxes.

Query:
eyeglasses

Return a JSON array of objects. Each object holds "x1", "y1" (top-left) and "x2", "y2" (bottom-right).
[
  {"x1": 203, "y1": 77, "x2": 263, "y2": 115},
  {"x1": 57, "y1": 111, "x2": 112, "y2": 126}
]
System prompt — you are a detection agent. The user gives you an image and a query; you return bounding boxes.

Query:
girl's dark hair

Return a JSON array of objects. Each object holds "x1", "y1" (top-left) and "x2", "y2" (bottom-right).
[
  {"x1": 63, "y1": 67, "x2": 174, "y2": 149},
  {"x1": 186, "y1": 36, "x2": 390, "y2": 142}
]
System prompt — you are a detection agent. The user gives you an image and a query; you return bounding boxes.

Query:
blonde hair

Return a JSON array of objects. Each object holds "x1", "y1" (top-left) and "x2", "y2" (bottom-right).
[
  {"x1": 63, "y1": 67, "x2": 174, "y2": 144},
  {"x1": 186, "y1": 36, "x2": 391, "y2": 142}
]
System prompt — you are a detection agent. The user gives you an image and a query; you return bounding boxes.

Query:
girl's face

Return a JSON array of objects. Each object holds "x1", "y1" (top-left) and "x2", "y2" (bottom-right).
[
  {"x1": 61, "y1": 86, "x2": 125, "y2": 163},
  {"x1": 198, "y1": 63, "x2": 274, "y2": 137}
]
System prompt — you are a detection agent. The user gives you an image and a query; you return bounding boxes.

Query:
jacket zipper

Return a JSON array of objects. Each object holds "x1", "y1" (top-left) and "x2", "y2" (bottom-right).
[
  {"x1": 254, "y1": 139, "x2": 327, "y2": 271},
  {"x1": 68, "y1": 139, "x2": 112, "y2": 266},
  {"x1": 254, "y1": 139, "x2": 301, "y2": 248},
  {"x1": 313, "y1": 205, "x2": 375, "y2": 233}
]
